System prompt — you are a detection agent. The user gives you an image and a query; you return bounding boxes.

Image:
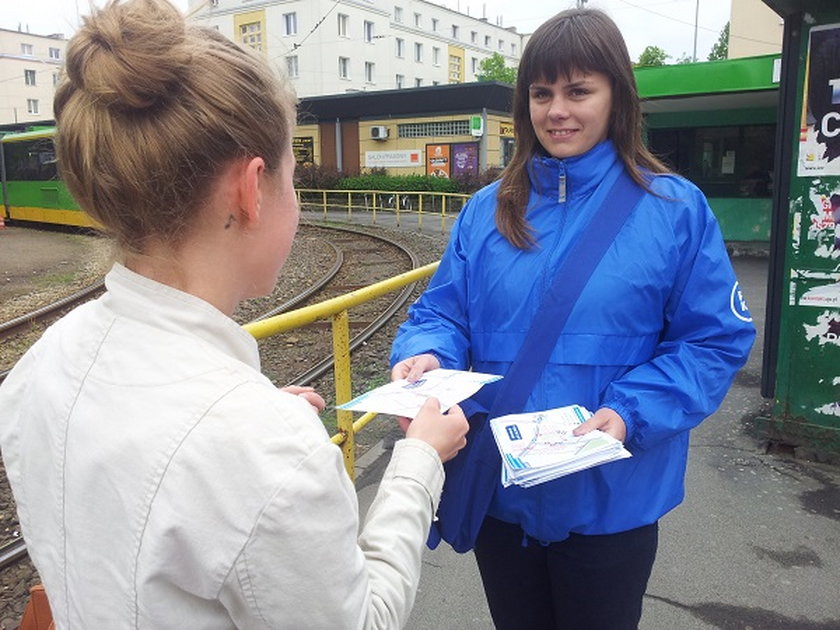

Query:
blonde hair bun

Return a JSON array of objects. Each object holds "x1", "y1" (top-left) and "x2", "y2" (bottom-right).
[{"x1": 65, "y1": 0, "x2": 189, "y2": 111}]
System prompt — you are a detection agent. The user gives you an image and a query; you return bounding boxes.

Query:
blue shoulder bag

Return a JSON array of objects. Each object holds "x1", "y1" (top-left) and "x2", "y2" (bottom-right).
[{"x1": 429, "y1": 169, "x2": 645, "y2": 553}]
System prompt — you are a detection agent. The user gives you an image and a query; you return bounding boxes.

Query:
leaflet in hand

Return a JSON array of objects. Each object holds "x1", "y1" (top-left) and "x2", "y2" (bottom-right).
[
  {"x1": 489, "y1": 404, "x2": 632, "y2": 487},
  {"x1": 336, "y1": 368, "x2": 502, "y2": 418}
]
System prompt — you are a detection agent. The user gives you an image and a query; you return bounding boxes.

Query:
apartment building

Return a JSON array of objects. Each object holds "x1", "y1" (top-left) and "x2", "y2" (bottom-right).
[
  {"x1": 186, "y1": 0, "x2": 523, "y2": 97},
  {"x1": 0, "y1": 28, "x2": 67, "y2": 125}
]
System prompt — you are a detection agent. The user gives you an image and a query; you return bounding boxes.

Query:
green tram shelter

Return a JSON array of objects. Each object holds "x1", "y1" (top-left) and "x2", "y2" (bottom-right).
[
  {"x1": 637, "y1": 55, "x2": 780, "y2": 243},
  {"x1": 761, "y1": 0, "x2": 840, "y2": 456}
]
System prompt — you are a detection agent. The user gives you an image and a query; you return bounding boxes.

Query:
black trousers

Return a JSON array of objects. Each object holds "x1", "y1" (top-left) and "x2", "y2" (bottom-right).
[{"x1": 473, "y1": 516, "x2": 658, "y2": 630}]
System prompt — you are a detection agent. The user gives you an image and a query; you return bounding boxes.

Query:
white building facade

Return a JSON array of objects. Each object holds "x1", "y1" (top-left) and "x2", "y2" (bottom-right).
[
  {"x1": 186, "y1": 0, "x2": 523, "y2": 97},
  {"x1": 0, "y1": 28, "x2": 67, "y2": 125}
]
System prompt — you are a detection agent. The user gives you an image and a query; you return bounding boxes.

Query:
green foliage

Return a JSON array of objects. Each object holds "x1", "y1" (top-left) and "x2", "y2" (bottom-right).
[
  {"x1": 338, "y1": 172, "x2": 461, "y2": 193},
  {"x1": 636, "y1": 45, "x2": 669, "y2": 67},
  {"x1": 674, "y1": 53, "x2": 694, "y2": 64},
  {"x1": 476, "y1": 52, "x2": 518, "y2": 84},
  {"x1": 295, "y1": 165, "x2": 505, "y2": 195},
  {"x1": 708, "y1": 22, "x2": 729, "y2": 61},
  {"x1": 294, "y1": 163, "x2": 344, "y2": 189}
]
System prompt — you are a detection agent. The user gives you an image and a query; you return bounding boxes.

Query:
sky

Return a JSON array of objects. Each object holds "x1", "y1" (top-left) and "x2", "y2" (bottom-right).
[{"x1": 0, "y1": 0, "x2": 737, "y2": 63}]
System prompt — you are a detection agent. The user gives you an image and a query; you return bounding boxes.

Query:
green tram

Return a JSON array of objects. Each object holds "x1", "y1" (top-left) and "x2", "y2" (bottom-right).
[{"x1": 0, "y1": 127, "x2": 97, "y2": 228}]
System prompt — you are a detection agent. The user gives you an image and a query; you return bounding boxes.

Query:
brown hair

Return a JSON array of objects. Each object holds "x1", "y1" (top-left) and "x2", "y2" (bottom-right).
[
  {"x1": 54, "y1": 0, "x2": 297, "y2": 251},
  {"x1": 497, "y1": 8, "x2": 669, "y2": 249}
]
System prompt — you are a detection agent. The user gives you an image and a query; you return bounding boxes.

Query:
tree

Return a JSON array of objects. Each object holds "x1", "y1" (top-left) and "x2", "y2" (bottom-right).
[
  {"x1": 675, "y1": 52, "x2": 694, "y2": 64},
  {"x1": 708, "y1": 22, "x2": 730, "y2": 61},
  {"x1": 477, "y1": 52, "x2": 517, "y2": 84},
  {"x1": 636, "y1": 45, "x2": 669, "y2": 67}
]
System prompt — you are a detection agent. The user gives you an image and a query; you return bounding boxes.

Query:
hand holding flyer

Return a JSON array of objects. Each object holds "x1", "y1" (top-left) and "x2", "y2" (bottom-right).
[
  {"x1": 337, "y1": 368, "x2": 501, "y2": 418},
  {"x1": 490, "y1": 404, "x2": 632, "y2": 487}
]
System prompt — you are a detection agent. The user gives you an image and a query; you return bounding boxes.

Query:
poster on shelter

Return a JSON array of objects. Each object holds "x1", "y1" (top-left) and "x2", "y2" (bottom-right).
[
  {"x1": 292, "y1": 137, "x2": 314, "y2": 165},
  {"x1": 798, "y1": 23, "x2": 840, "y2": 176},
  {"x1": 452, "y1": 143, "x2": 479, "y2": 177},
  {"x1": 427, "y1": 144, "x2": 451, "y2": 178}
]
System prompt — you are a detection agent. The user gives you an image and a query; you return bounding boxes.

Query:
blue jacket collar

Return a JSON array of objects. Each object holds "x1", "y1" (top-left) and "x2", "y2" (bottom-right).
[{"x1": 527, "y1": 140, "x2": 621, "y2": 203}]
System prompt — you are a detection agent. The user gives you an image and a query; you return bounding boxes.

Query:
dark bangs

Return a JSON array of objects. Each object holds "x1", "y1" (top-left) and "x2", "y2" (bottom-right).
[{"x1": 519, "y1": 14, "x2": 616, "y2": 87}]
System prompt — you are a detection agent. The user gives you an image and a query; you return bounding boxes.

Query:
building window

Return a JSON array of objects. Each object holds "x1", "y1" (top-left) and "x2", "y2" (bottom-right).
[
  {"x1": 471, "y1": 30, "x2": 477, "y2": 44},
  {"x1": 20, "y1": 43, "x2": 33, "y2": 55},
  {"x1": 396, "y1": 38, "x2": 405, "y2": 58},
  {"x1": 498, "y1": 38, "x2": 504, "y2": 51},
  {"x1": 431, "y1": 18, "x2": 438, "y2": 32},
  {"x1": 414, "y1": 42, "x2": 423, "y2": 62},
  {"x1": 48, "y1": 47, "x2": 60, "y2": 60},
  {"x1": 338, "y1": 56, "x2": 350, "y2": 79},
  {"x1": 52, "y1": 72, "x2": 60, "y2": 87},
  {"x1": 414, "y1": 12, "x2": 421, "y2": 28},
  {"x1": 449, "y1": 54, "x2": 462, "y2": 82},
  {"x1": 365, "y1": 61, "x2": 375, "y2": 83},
  {"x1": 394, "y1": 6, "x2": 403, "y2": 23},
  {"x1": 337, "y1": 13, "x2": 349, "y2": 37},
  {"x1": 471, "y1": 57, "x2": 478, "y2": 73},
  {"x1": 415, "y1": 77, "x2": 423, "y2": 87},
  {"x1": 283, "y1": 12, "x2": 297, "y2": 36},
  {"x1": 286, "y1": 55, "x2": 299, "y2": 78},
  {"x1": 484, "y1": 35, "x2": 491, "y2": 48},
  {"x1": 511, "y1": 43, "x2": 517, "y2": 55},
  {"x1": 432, "y1": 47, "x2": 440, "y2": 66},
  {"x1": 451, "y1": 25, "x2": 459, "y2": 39},
  {"x1": 239, "y1": 21, "x2": 262, "y2": 51},
  {"x1": 396, "y1": 74, "x2": 404, "y2": 89},
  {"x1": 26, "y1": 99, "x2": 39, "y2": 114},
  {"x1": 364, "y1": 21, "x2": 374, "y2": 43},
  {"x1": 24, "y1": 69, "x2": 36, "y2": 86},
  {"x1": 398, "y1": 120, "x2": 471, "y2": 138}
]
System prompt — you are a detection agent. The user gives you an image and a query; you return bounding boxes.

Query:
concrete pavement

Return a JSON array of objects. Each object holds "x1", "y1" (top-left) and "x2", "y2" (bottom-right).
[{"x1": 330, "y1": 209, "x2": 840, "y2": 629}]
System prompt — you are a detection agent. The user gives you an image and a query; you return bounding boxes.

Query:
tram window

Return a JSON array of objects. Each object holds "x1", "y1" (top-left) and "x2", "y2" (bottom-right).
[
  {"x1": 647, "y1": 124, "x2": 774, "y2": 198},
  {"x1": 3, "y1": 138, "x2": 59, "y2": 181}
]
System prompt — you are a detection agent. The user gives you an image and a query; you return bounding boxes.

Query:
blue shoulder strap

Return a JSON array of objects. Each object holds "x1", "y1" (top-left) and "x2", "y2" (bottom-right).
[{"x1": 488, "y1": 170, "x2": 645, "y2": 419}]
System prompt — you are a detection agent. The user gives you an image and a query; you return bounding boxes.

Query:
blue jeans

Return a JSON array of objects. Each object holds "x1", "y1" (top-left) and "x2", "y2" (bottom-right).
[{"x1": 473, "y1": 517, "x2": 659, "y2": 630}]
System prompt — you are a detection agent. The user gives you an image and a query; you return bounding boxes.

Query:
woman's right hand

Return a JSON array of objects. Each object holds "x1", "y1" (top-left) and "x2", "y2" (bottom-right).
[
  {"x1": 391, "y1": 353, "x2": 442, "y2": 433},
  {"x1": 406, "y1": 398, "x2": 468, "y2": 463},
  {"x1": 390, "y1": 353, "x2": 441, "y2": 383}
]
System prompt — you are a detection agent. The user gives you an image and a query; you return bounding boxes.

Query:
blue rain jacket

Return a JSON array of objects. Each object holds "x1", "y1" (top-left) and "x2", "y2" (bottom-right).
[{"x1": 390, "y1": 141, "x2": 756, "y2": 542}]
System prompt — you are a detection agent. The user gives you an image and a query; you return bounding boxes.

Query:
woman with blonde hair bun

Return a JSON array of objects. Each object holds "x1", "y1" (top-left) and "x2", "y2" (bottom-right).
[{"x1": 0, "y1": 0, "x2": 468, "y2": 627}]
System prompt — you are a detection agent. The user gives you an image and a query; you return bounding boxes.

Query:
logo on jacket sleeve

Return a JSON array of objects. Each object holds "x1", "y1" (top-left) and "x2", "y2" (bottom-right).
[{"x1": 730, "y1": 282, "x2": 753, "y2": 322}]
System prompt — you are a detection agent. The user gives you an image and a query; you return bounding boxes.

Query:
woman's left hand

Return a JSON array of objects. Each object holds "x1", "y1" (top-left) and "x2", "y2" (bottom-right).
[
  {"x1": 573, "y1": 407, "x2": 627, "y2": 442},
  {"x1": 281, "y1": 385, "x2": 326, "y2": 413}
]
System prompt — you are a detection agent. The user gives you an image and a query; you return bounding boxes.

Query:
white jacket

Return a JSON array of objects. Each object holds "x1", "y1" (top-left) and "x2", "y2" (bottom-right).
[{"x1": 0, "y1": 263, "x2": 444, "y2": 629}]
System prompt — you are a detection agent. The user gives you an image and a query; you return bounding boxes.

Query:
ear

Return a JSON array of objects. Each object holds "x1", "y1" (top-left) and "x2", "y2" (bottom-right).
[{"x1": 237, "y1": 156, "x2": 267, "y2": 227}]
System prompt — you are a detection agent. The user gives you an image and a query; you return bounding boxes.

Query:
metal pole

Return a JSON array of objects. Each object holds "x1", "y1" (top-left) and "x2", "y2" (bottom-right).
[
  {"x1": 335, "y1": 118, "x2": 343, "y2": 172},
  {"x1": 693, "y1": 0, "x2": 700, "y2": 62}
]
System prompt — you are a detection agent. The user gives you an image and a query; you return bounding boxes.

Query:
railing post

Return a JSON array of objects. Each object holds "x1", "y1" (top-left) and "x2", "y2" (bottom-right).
[
  {"x1": 332, "y1": 309, "x2": 355, "y2": 479},
  {"x1": 347, "y1": 191, "x2": 352, "y2": 217},
  {"x1": 441, "y1": 195, "x2": 447, "y2": 234},
  {"x1": 417, "y1": 192, "x2": 423, "y2": 231},
  {"x1": 322, "y1": 190, "x2": 327, "y2": 216}
]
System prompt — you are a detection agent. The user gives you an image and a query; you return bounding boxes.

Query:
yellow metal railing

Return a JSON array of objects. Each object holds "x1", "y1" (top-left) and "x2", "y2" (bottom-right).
[
  {"x1": 296, "y1": 189, "x2": 471, "y2": 233},
  {"x1": 243, "y1": 261, "x2": 440, "y2": 479}
]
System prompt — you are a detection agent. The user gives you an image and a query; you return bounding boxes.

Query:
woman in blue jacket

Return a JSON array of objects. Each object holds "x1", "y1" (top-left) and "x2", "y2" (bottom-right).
[{"x1": 390, "y1": 8, "x2": 756, "y2": 630}]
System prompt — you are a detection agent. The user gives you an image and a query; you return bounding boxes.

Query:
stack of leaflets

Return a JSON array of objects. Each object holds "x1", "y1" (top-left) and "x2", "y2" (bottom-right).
[
  {"x1": 489, "y1": 404, "x2": 632, "y2": 487},
  {"x1": 336, "y1": 368, "x2": 502, "y2": 418}
]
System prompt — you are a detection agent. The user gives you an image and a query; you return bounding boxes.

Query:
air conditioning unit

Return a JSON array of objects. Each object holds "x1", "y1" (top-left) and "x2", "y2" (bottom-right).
[{"x1": 370, "y1": 125, "x2": 389, "y2": 140}]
